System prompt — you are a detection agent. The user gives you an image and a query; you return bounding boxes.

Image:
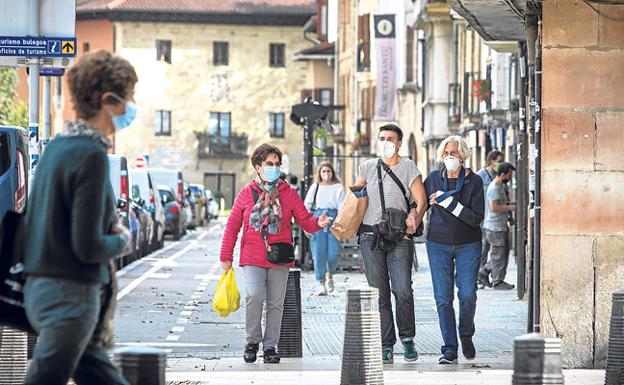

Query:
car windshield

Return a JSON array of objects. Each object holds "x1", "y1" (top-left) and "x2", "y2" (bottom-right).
[{"x1": 159, "y1": 189, "x2": 174, "y2": 203}]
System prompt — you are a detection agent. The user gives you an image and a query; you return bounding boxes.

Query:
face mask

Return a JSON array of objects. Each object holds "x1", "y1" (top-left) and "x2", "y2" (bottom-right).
[
  {"x1": 443, "y1": 155, "x2": 461, "y2": 172},
  {"x1": 381, "y1": 141, "x2": 396, "y2": 158},
  {"x1": 262, "y1": 166, "x2": 281, "y2": 183},
  {"x1": 321, "y1": 173, "x2": 331, "y2": 181},
  {"x1": 111, "y1": 94, "x2": 137, "y2": 131}
]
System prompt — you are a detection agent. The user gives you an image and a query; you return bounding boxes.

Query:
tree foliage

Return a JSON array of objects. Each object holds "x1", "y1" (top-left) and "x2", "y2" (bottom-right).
[{"x1": 0, "y1": 68, "x2": 29, "y2": 128}]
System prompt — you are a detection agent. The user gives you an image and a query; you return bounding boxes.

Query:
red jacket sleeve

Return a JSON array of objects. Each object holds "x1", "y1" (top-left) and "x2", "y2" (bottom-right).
[
  {"x1": 220, "y1": 187, "x2": 247, "y2": 261},
  {"x1": 290, "y1": 188, "x2": 322, "y2": 234}
]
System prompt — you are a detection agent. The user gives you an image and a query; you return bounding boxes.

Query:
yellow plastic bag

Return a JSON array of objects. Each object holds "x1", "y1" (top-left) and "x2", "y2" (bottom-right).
[{"x1": 212, "y1": 268, "x2": 240, "y2": 317}]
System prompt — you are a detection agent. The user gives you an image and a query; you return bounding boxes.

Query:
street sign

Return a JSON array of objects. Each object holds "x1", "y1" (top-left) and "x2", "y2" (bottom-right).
[
  {"x1": 39, "y1": 67, "x2": 64, "y2": 76},
  {"x1": 0, "y1": 36, "x2": 76, "y2": 57},
  {"x1": 135, "y1": 156, "x2": 146, "y2": 168}
]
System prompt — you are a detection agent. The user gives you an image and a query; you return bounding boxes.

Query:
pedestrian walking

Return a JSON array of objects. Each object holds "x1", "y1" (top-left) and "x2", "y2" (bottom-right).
[
  {"x1": 482, "y1": 162, "x2": 517, "y2": 290},
  {"x1": 353, "y1": 124, "x2": 427, "y2": 364},
  {"x1": 22, "y1": 50, "x2": 136, "y2": 385},
  {"x1": 424, "y1": 135, "x2": 484, "y2": 365},
  {"x1": 220, "y1": 143, "x2": 333, "y2": 364},
  {"x1": 304, "y1": 162, "x2": 345, "y2": 296},
  {"x1": 476, "y1": 150, "x2": 504, "y2": 288}
]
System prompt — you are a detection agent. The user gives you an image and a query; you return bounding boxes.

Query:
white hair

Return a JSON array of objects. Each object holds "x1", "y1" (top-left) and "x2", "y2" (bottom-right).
[{"x1": 436, "y1": 135, "x2": 471, "y2": 162}]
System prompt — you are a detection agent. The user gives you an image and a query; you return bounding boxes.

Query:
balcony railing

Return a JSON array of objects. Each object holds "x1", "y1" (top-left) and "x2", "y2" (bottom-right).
[{"x1": 197, "y1": 132, "x2": 248, "y2": 158}]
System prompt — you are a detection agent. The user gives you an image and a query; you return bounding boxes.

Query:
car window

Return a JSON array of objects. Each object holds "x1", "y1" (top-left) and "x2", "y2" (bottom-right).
[
  {"x1": 0, "y1": 133, "x2": 10, "y2": 176},
  {"x1": 159, "y1": 189, "x2": 174, "y2": 203}
]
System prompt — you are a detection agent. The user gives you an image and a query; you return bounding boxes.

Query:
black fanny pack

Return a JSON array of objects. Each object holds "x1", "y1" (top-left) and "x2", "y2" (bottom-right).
[
  {"x1": 378, "y1": 208, "x2": 407, "y2": 242},
  {"x1": 252, "y1": 188, "x2": 295, "y2": 265}
]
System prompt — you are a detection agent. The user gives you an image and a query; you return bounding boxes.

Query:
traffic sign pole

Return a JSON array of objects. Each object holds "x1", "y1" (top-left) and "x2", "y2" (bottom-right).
[
  {"x1": 42, "y1": 75, "x2": 51, "y2": 141},
  {"x1": 28, "y1": 0, "x2": 40, "y2": 171}
]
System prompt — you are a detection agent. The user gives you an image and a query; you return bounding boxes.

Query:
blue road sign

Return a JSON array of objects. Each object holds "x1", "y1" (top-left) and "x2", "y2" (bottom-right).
[
  {"x1": 39, "y1": 67, "x2": 65, "y2": 76},
  {"x1": 0, "y1": 36, "x2": 76, "y2": 57}
]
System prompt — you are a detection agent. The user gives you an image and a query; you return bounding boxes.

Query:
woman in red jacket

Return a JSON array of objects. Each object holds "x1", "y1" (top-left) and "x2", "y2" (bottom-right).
[{"x1": 220, "y1": 143, "x2": 332, "y2": 364}]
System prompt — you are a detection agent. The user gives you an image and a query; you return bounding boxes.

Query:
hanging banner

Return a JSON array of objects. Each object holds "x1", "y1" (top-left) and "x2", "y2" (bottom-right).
[{"x1": 373, "y1": 14, "x2": 397, "y2": 121}]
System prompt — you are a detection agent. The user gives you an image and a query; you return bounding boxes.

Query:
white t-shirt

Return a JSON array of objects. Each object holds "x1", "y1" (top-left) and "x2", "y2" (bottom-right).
[{"x1": 304, "y1": 183, "x2": 346, "y2": 211}]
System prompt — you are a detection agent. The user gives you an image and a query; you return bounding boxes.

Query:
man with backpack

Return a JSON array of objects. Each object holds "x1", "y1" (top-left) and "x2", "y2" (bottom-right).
[{"x1": 353, "y1": 124, "x2": 427, "y2": 364}]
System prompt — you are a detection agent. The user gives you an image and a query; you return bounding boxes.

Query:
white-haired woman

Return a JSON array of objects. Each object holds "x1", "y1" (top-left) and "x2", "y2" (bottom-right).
[{"x1": 423, "y1": 135, "x2": 484, "y2": 365}]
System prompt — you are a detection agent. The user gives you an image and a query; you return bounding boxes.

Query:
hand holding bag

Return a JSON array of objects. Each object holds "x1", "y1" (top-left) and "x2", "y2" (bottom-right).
[
  {"x1": 330, "y1": 186, "x2": 368, "y2": 241},
  {"x1": 212, "y1": 268, "x2": 241, "y2": 317}
]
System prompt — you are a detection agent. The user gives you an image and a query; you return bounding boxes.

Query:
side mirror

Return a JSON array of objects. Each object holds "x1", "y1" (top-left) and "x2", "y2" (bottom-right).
[
  {"x1": 138, "y1": 198, "x2": 146, "y2": 207},
  {"x1": 131, "y1": 185, "x2": 141, "y2": 200},
  {"x1": 117, "y1": 199, "x2": 127, "y2": 209}
]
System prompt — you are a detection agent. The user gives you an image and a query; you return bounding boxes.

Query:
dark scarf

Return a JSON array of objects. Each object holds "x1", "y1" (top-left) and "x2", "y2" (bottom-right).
[{"x1": 249, "y1": 179, "x2": 283, "y2": 234}]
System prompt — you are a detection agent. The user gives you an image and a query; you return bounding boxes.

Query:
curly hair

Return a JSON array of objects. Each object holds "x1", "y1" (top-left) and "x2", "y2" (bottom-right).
[
  {"x1": 66, "y1": 50, "x2": 138, "y2": 119},
  {"x1": 250, "y1": 143, "x2": 283, "y2": 168}
]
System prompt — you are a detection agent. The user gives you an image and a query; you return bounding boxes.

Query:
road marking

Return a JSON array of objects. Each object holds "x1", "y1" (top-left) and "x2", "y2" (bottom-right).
[
  {"x1": 184, "y1": 306, "x2": 197, "y2": 310},
  {"x1": 177, "y1": 318, "x2": 189, "y2": 324},
  {"x1": 180, "y1": 311, "x2": 192, "y2": 316},
  {"x1": 191, "y1": 295, "x2": 201, "y2": 299},
  {"x1": 116, "y1": 342, "x2": 216, "y2": 348},
  {"x1": 166, "y1": 335, "x2": 181, "y2": 342},
  {"x1": 117, "y1": 241, "x2": 196, "y2": 301},
  {"x1": 171, "y1": 326, "x2": 185, "y2": 333}
]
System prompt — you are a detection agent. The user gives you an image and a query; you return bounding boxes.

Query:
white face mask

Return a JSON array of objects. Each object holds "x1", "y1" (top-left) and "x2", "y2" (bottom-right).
[
  {"x1": 321, "y1": 173, "x2": 331, "y2": 181},
  {"x1": 443, "y1": 155, "x2": 461, "y2": 172},
  {"x1": 381, "y1": 141, "x2": 396, "y2": 158}
]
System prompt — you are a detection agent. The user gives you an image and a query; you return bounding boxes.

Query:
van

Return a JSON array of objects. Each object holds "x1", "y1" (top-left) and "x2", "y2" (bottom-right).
[
  {"x1": 129, "y1": 168, "x2": 166, "y2": 251},
  {"x1": 149, "y1": 168, "x2": 187, "y2": 229},
  {"x1": 0, "y1": 126, "x2": 28, "y2": 219}
]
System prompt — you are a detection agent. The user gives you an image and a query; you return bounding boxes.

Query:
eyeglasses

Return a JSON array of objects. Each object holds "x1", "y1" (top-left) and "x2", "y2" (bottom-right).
[{"x1": 263, "y1": 161, "x2": 281, "y2": 167}]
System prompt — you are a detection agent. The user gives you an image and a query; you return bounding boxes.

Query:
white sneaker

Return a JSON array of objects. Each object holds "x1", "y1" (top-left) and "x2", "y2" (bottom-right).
[
  {"x1": 327, "y1": 278, "x2": 335, "y2": 293},
  {"x1": 317, "y1": 282, "x2": 327, "y2": 296}
]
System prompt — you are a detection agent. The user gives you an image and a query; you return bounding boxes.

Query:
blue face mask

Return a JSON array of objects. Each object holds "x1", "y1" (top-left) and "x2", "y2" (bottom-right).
[
  {"x1": 111, "y1": 93, "x2": 137, "y2": 131},
  {"x1": 263, "y1": 166, "x2": 281, "y2": 183}
]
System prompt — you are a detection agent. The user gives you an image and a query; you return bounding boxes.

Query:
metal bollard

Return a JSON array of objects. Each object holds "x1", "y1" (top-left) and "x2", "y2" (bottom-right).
[
  {"x1": 512, "y1": 332, "x2": 564, "y2": 385},
  {"x1": 340, "y1": 287, "x2": 383, "y2": 385},
  {"x1": 113, "y1": 346, "x2": 166, "y2": 385},
  {"x1": 278, "y1": 269, "x2": 302, "y2": 357},
  {"x1": 0, "y1": 326, "x2": 28, "y2": 384},
  {"x1": 605, "y1": 289, "x2": 624, "y2": 385}
]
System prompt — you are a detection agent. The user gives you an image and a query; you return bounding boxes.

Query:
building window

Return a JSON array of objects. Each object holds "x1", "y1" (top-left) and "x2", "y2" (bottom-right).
[
  {"x1": 269, "y1": 113, "x2": 285, "y2": 138},
  {"x1": 405, "y1": 27, "x2": 416, "y2": 83},
  {"x1": 213, "y1": 42, "x2": 228, "y2": 66},
  {"x1": 357, "y1": 14, "x2": 370, "y2": 72},
  {"x1": 155, "y1": 110, "x2": 171, "y2": 136},
  {"x1": 156, "y1": 40, "x2": 172, "y2": 63},
  {"x1": 209, "y1": 112, "x2": 231, "y2": 140},
  {"x1": 269, "y1": 43, "x2": 285, "y2": 67},
  {"x1": 83, "y1": 42, "x2": 90, "y2": 53}
]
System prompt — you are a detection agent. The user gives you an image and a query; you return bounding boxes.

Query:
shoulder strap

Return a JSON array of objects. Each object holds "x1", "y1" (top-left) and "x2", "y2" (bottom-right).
[
  {"x1": 376, "y1": 160, "x2": 387, "y2": 212},
  {"x1": 312, "y1": 183, "x2": 319, "y2": 211},
  {"x1": 379, "y1": 159, "x2": 410, "y2": 210}
]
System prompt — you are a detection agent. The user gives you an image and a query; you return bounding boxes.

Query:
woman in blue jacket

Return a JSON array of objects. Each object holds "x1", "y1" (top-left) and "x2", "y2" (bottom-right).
[{"x1": 424, "y1": 135, "x2": 484, "y2": 365}]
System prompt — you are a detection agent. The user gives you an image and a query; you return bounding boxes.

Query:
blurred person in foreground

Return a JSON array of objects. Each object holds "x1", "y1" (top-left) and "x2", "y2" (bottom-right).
[
  {"x1": 220, "y1": 144, "x2": 332, "y2": 364},
  {"x1": 23, "y1": 50, "x2": 136, "y2": 385}
]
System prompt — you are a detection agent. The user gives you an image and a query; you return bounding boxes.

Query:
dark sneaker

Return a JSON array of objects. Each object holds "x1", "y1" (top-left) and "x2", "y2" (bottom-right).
[
  {"x1": 402, "y1": 340, "x2": 419, "y2": 362},
  {"x1": 460, "y1": 337, "x2": 476, "y2": 360},
  {"x1": 478, "y1": 272, "x2": 492, "y2": 288},
  {"x1": 493, "y1": 281, "x2": 515, "y2": 290},
  {"x1": 439, "y1": 351, "x2": 458, "y2": 364},
  {"x1": 243, "y1": 343, "x2": 259, "y2": 363},
  {"x1": 382, "y1": 348, "x2": 394, "y2": 364},
  {"x1": 263, "y1": 347, "x2": 280, "y2": 364}
]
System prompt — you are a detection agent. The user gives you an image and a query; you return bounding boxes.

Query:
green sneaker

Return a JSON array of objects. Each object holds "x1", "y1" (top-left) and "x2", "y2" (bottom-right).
[
  {"x1": 382, "y1": 348, "x2": 394, "y2": 364},
  {"x1": 402, "y1": 340, "x2": 419, "y2": 362}
]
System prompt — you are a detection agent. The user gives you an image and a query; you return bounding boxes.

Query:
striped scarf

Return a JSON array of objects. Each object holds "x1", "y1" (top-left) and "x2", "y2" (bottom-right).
[{"x1": 249, "y1": 180, "x2": 283, "y2": 234}]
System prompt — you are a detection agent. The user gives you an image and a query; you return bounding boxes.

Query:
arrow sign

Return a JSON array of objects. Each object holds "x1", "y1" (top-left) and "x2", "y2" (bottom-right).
[{"x1": 61, "y1": 40, "x2": 74, "y2": 54}]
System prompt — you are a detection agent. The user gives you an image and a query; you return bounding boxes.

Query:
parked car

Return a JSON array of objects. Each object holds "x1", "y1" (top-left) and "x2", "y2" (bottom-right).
[
  {"x1": 204, "y1": 189, "x2": 219, "y2": 220},
  {"x1": 184, "y1": 183, "x2": 199, "y2": 229},
  {"x1": 158, "y1": 185, "x2": 185, "y2": 240},
  {"x1": 130, "y1": 169, "x2": 166, "y2": 251},
  {"x1": 0, "y1": 126, "x2": 28, "y2": 219},
  {"x1": 108, "y1": 154, "x2": 142, "y2": 261},
  {"x1": 189, "y1": 183, "x2": 207, "y2": 226},
  {"x1": 149, "y1": 168, "x2": 188, "y2": 230}
]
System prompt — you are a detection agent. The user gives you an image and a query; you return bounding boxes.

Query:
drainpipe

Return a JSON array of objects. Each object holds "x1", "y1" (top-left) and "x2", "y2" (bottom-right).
[
  {"x1": 533, "y1": 3, "x2": 542, "y2": 334},
  {"x1": 517, "y1": 41, "x2": 529, "y2": 311},
  {"x1": 525, "y1": 0, "x2": 540, "y2": 333}
]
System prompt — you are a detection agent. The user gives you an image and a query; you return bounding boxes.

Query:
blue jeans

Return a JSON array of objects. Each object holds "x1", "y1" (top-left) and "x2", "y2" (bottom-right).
[
  {"x1": 310, "y1": 209, "x2": 341, "y2": 282},
  {"x1": 24, "y1": 276, "x2": 129, "y2": 385},
  {"x1": 426, "y1": 240, "x2": 481, "y2": 356},
  {"x1": 359, "y1": 233, "x2": 415, "y2": 349}
]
